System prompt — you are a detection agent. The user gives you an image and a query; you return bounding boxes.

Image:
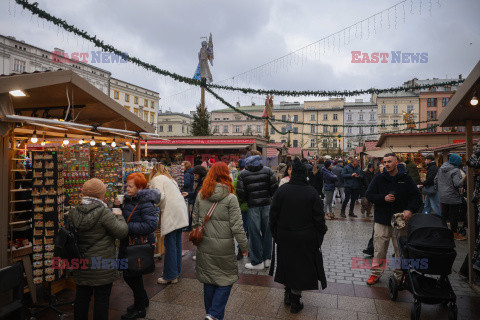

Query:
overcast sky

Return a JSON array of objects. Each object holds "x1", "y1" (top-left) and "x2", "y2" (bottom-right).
[{"x1": 1, "y1": 0, "x2": 479, "y2": 113}]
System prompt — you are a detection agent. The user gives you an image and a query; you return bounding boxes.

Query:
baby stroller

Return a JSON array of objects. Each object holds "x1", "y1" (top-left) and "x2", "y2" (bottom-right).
[{"x1": 389, "y1": 213, "x2": 457, "y2": 320}]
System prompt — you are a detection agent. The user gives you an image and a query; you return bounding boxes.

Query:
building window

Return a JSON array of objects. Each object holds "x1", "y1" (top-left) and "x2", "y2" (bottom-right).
[
  {"x1": 322, "y1": 139, "x2": 328, "y2": 149},
  {"x1": 270, "y1": 128, "x2": 275, "y2": 134},
  {"x1": 310, "y1": 114, "x2": 315, "y2": 121},
  {"x1": 13, "y1": 59, "x2": 26, "y2": 73},
  {"x1": 282, "y1": 115, "x2": 287, "y2": 121},
  {"x1": 144, "y1": 99, "x2": 148, "y2": 107},
  {"x1": 370, "y1": 127, "x2": 374, "y2": 133},
  {"x1": 168, "y1": 125, "x2": 173, "y2": 132},
  {"x1": 333, "y1": 114, "x2": 338, "y2": 120},
  {"x1": 333, "y1": 127, "x2": 338, "y2": 133},
  {"x1": 271, "y1": 115, "x2": 275, "y2": 120},
  {"x1": 381, "y1": 105, "x2": 386, "y2": 114},
  {"x1": 281, "y1": 139, "x2": 287, "y2": 144},
  {"x1": 235, "y1": 125, "x2": 240, "y2": 133},
  {"x1": 429, "y1": 87, "x2": 437, "y2": 92},
  {"x1": 214, "y1": 126, "x2": 219, "y2": 133},
  {"x1": 393, "y1": 105, "x2": 398, "y2": 114},
  {"x1": 380, "y1": 120, "x2": 386, "y2": 127},
  {"x1": 255, "y1": 125, "x2": 260, "y2": 133},
  {"x1": 151, "y1": 101, "x2": 154, "y2": 108},
  {"x1": 281, "y1": 127, "x2": 286, "y2": 134},
  {"x1": 407, "y1": 105, "x2": 414, "y2": 113},
  {"x1": 150, "y1": 112, "x2": 155, "y2": 123},
  {"x1": 293, "y1": 140, "x2": 298, "y2": 147},
  {"x1": 293, "y1": 127, "x2": 298, "y2": 133},
  {"x1": 427, "y1": 124, "x2": 436, "y2": 133},
  {"x1": 444, "y1": 86, "x2": 451, "y2": 92},
  {"x1": 134, "y1": 96, "x2": 138, "y2": 104},
  {"x1": 114, "y1": 91, "x2": 119, "y2": 99},
  {"x1": 223, "y1": 126, "x2": 228, "y2": 133},
  {"x1": 125, "y1": 94, "x2": 130, "y2": 102},
  {"x1": 370, "y1": 113, "x2": 375, "y2": 120},
  {"x1": 427, "y1": 98, "x2": 437, "y2": 107},
  {"x1": 323, "y1": 126, "x2": 328, "y2": 133},
  {"x1": 182, "y1": 126, "x2": 185, "y2": 133},
  {"x1": 332, "y1": 140, "x2": 337, "y2": 148},
  {"x1": 323, "y1": 114, "x2": 328, "y2": 121},
  {"x1": 347, "y1": 127, "x2": 352, "y2": 134},
  {"x1": 293, "y1": 115, "x2": 298, "y2": 122},
  {"x1": 310, "y1": 139, "x2": 316, "y2": 148},
  {"x1": 393, "y1": 120, "x2": 399, "y2": 127},
  {"x1": 134, "y1": 109, "x2": 139, "y2": 116},
  {"x1": 310, "y1": 125, "x2": 315, "y2": 133},
  {"x1": 347, "y1": 114, "x2": 352, "y2": 121},
  {"x1": 359, "y1": 127, "x2": 363, "y2": 134},
  {"x1": 144, "y1": 111, "x2": 148, "y2": 121},
  {"x1": 359, "y1": 113, "x2": 364, "y2": 120},
  {"x1": 427, "y1": 111, "x2": 437, "y2": 120},
  {"x1": 442, "y1": 97, "x2": 450, "y2": 107}
]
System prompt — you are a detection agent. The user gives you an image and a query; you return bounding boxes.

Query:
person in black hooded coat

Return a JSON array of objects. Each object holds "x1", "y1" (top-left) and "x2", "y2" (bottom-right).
[{"x1": 269, "y1": 158, "x2": 328, "y2": 314}]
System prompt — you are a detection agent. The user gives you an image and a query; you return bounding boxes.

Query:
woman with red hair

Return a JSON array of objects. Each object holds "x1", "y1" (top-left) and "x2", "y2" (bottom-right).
[
  {"x1": 193, "y1": 162, "x2": 249, "y2": 320},
  {"x1": 115, "y1": 172, "x2": 160, "y2": 320}
]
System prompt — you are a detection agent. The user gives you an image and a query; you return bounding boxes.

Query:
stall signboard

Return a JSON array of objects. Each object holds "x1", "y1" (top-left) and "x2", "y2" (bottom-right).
[
  {"x1": 142, "y1": 139, "x2": 256, "y2": 145},
  {"x1": 453, "y1": 139, "x2": 466, "y2": 144}
]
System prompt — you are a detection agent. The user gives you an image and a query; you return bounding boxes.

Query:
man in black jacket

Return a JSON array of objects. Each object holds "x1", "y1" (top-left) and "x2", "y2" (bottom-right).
[
  {"x1": 365, "y1": 153, "x2": 422, "y2": 285},
  {"x1": 237, "y1": 151, "x2": 278, "y2": 269},
  {"x1": 422, "y1": 154, "x2": 440, "y2": 215}
]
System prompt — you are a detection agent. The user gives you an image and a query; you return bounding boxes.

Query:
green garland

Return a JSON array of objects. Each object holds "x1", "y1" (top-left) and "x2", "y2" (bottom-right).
[{"x1": 15, "y1": 0, "x2": 465, "y2": 99}]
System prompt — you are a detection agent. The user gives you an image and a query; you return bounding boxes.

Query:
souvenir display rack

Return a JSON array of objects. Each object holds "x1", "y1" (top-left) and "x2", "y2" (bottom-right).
[
  {"x1": 90, "y1": 146, "x2": 124, "y2": 205},
  {"x1": 31, "y1": 149, "x2": 65, "y2": 285},
  {"x1": 64, "y1": 145, "x2": 90, "y2": 208},
  {"x1": 123, "y1": 161, "x2": 153, "y2": 181},
  {"x1": 167, "y1": 163, "x2": 184, "y2": 189}
]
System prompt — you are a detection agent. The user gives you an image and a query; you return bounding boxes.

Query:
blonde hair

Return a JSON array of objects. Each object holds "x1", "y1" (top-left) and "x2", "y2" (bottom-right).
[{"x1": 150, "y1": 163, "x2": 173, "y2": 181}]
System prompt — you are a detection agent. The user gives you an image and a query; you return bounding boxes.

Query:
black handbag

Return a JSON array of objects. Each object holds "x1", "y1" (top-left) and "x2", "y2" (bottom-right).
[{"x1": 124, "y1": 204, "x2": 155, "y2": 276}]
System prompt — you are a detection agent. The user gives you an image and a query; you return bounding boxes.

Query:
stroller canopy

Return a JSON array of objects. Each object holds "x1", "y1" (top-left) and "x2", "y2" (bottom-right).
[{"x1": 407, "y1": 214, "x2": 455, "y2": 250}]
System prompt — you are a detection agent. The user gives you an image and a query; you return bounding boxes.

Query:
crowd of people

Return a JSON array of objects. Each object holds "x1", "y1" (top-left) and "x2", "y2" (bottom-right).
[{"x1": 67, "y1": 149, "x2": 471, "y2": 320}]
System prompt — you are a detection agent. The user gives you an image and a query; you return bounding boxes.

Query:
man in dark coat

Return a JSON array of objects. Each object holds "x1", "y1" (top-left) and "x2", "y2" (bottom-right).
[
  {"x1": 237, "y1": 151, "x2": 278, "y2": 270},
  {"x1": 365, "y1": 153, "x2": 422, "y2": 285},
  {"x1": 405, "y1": 157, "x2": 421, "y2": 185},
  {"x1": 360, "y1": 164, "x2": 376, "y2": 217},
  {"x1": 341, "y1": 158, "x2": 363, "y2": 218},
  {"x1": 269, "y1": 158, "x2": 327, "y2": 314},
  {"x1": 422, "y1": 154, "x2": 440, "y2": 215}
]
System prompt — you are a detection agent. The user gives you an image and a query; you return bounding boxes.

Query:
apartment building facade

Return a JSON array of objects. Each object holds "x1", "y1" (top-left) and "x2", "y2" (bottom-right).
[
  {"x1": 372, "y1": 91, "x2": 419, "y2": 134},
  {"x1": 157, "y1": 111, "x2": 192, "y2": 136},
  {"x1": 110, "y1": 77, "x2": 159, "y2": 130},
  {"x1": 343, "y1": 99, "x2": 378, "y2": 151},
  {"x1": 210, "y1": 104, "x2": 266, "y2": 137},
  {"x1": 0, "y1": 34, "x2": 111, "y2": 95}
]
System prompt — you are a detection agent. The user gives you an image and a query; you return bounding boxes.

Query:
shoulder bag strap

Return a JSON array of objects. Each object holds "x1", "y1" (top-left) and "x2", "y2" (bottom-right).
[
  {"x1": 126, "y1": 204, "x2": 139, "y2": 223},
  {"x1": 201, "y1": 202, "x2": 218, "y2": 227}
]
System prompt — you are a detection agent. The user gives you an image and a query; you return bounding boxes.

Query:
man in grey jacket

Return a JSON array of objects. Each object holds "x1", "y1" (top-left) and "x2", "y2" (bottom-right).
[
  {"x1": 332, "y1": 160, "x2": 345, "y2": 207},
  {"x1": 435, "y1": 153, "x2": 466, "y2": 240}
]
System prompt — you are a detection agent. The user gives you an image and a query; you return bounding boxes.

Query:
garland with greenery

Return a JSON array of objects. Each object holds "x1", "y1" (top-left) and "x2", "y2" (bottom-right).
[{"x1": 15, "y1": 0, "x2": 465, "y2": 99}]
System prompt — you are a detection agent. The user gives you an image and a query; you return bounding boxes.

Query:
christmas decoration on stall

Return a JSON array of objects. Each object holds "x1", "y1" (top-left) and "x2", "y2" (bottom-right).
[
  {"x1": 90, "y1": 147, "x2": 123, "y2": 206},
  {"x1": 194, "y1": 33, "x2": 214, "y2": 83}
]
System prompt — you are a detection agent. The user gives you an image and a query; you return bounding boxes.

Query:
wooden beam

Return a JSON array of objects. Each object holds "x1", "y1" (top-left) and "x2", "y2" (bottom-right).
[
  {"x1": 136, "y1": 139, "x2": 141, "y2": 161},
  {"x1": 0, "y1": 133, "x2": 9, "y2": 267},
  {"x1": 465, "y1": 120, "x2": 475, "y2": 285}
]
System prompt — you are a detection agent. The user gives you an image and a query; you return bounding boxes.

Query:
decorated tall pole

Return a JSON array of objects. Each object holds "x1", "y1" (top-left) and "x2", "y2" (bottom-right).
[
  {"x1": 194, "y1": 34, "x2": 214, "y2": 116},
  {"x1": 263, "y1": 95, "x2": 273, "y2": 141}
]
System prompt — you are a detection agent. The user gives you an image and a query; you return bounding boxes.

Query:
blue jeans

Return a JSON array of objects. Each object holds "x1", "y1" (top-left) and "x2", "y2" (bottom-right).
[
  {"x1": 237, "y1": 210, "x2": 249, "y2": 251},
  {"x1": 424, "y1": 193, "x2": 441, "y2": 216},
  {"x1": 247, "y1": 205, "x2": 272, "y2": 265},
  {"x1": 163, "y1": 229, "x2": 182, "y2": 281},
  {"x1": 204, "y1": 284, "x2": 232, "y2": 320}
]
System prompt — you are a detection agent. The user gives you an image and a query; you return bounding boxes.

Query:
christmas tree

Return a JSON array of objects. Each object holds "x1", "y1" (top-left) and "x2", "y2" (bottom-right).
[{"x1": 192, "y1": 103, "x2": 211, "y2": 136}]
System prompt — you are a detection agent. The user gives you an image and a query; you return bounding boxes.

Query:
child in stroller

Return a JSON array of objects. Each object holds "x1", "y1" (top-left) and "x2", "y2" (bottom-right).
[{"x1": 390, "y1": 213, "x2": 458, "y2": 320}]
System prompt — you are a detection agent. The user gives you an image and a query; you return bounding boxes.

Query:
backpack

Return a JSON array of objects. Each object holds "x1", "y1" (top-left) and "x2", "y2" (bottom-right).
[{"x1": 54, "y1": 209, "x2": 105, "y2": 260}]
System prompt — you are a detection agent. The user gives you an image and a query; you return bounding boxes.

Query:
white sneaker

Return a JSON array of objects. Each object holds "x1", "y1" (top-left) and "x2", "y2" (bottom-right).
[
  {"x1": 245, "y1": 262, "x2": 264, "y2": 270},
  {"x1": 264, "y1": 259, "x2": 271, "y2": 268},
  {"x1": 192, "y1": 255, "x2": 196, "y2": 261}
]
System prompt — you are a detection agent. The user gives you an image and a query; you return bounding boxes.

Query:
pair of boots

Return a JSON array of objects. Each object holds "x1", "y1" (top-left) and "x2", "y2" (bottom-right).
[
  {"x1": 340, "y1": 209, "x2": 357, "y2": 218},
  {"x1": 284, "y1": 288, "x2": 304, "y2": 314},
  {"x1": 122, "y1": 299, "x2": 149, "y2": 320}
]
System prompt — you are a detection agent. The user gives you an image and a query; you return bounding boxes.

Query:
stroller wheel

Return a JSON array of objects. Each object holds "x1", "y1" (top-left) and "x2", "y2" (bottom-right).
[
  {"x1": 411, "y1": 300, "x2": 421, "y2": 320},
  {"x1": 388, "y1": 275, "x2": 398, "y2": 301},
  {"x1": 448, "y1": 303, "x2": 458, "y2": 320}
]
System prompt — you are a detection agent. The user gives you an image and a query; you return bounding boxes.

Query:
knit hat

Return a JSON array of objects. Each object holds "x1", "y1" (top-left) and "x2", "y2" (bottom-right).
[
  {"x1": 449, "y1": 153, "x2": 463, "y2": 167},
  {"x1": 82, "y1": 178, "x2": 107, "y2": 200},
  {"x1": 292, "y1": 158, "x2": 307, "y2": 177},
  {"x1": 324, "y1": 160, "x2": 332, "y2": 169}
]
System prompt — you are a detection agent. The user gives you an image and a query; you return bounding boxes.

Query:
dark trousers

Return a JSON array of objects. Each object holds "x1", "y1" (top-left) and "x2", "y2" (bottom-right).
[
  {"x1": 366, "y1": 224, "x2": 374, "y2": 252},
  {"x1": 124, "y1": 274, "x2": 149, "y2": 310},
  {"x1": 74, "y1": 283, "x2": 113, "y2": 320},
  {"x1": 441, "y1": 203, "x2": 461, "y2": 233},
  {"x1": 342, "y1": 187, "x2": 359, "y2": 213},
  {"x1": 204, "y1": 284, "x2": 232, "y2": 320}
]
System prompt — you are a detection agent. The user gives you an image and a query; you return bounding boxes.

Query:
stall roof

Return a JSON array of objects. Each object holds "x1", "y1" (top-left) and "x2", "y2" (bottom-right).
[
  {"x1": 376, "y1": 131, "x2": 474, "y2": 148},
  {"x1": 439, "y1": 59, "x2": 480, "y2": 127},
  {"x1": 364, "y1": 147, "x2": 423, "y2": 158},
  {"x1": 0, "y1": 70, "x2": 155, "y2": 133},
  {"x1": 287, "y1": 147, "x2": 302, "y2": 155},
  {"x1": 418, "y1": 140, "x2": 479, "y2": 153}
]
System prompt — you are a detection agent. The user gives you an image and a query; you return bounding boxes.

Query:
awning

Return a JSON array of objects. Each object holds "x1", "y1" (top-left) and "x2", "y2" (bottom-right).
[
  {"x1": 177, "y1": 144, "x2": 251, "y2": 150},
  {"x1": 364, "y1": 147, "x2": 422, "y2": 158}
]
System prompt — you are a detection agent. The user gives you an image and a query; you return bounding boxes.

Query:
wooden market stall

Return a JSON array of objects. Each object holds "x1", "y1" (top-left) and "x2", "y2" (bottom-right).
[
  {"x1": 438, "y1": 59, "x2": 480, "y2": 288},
  {"x1": 0, "y1": 70, "x2": 157, "y2": 313}
]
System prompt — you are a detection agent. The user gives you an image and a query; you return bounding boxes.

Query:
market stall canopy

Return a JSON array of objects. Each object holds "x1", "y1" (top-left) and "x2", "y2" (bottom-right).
[
  {"x1": 418, "y1": 139, "x2": 479, "y2": 154},
  {"x1": 364, "y1": 147, "x2": 422, "y2": 158},
  {"x1": 0, "y1": 70, "x2": 155, "y2": 134},
  {"x1": 439, "y1": 59, "x2": 480, "y2": 127}
]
